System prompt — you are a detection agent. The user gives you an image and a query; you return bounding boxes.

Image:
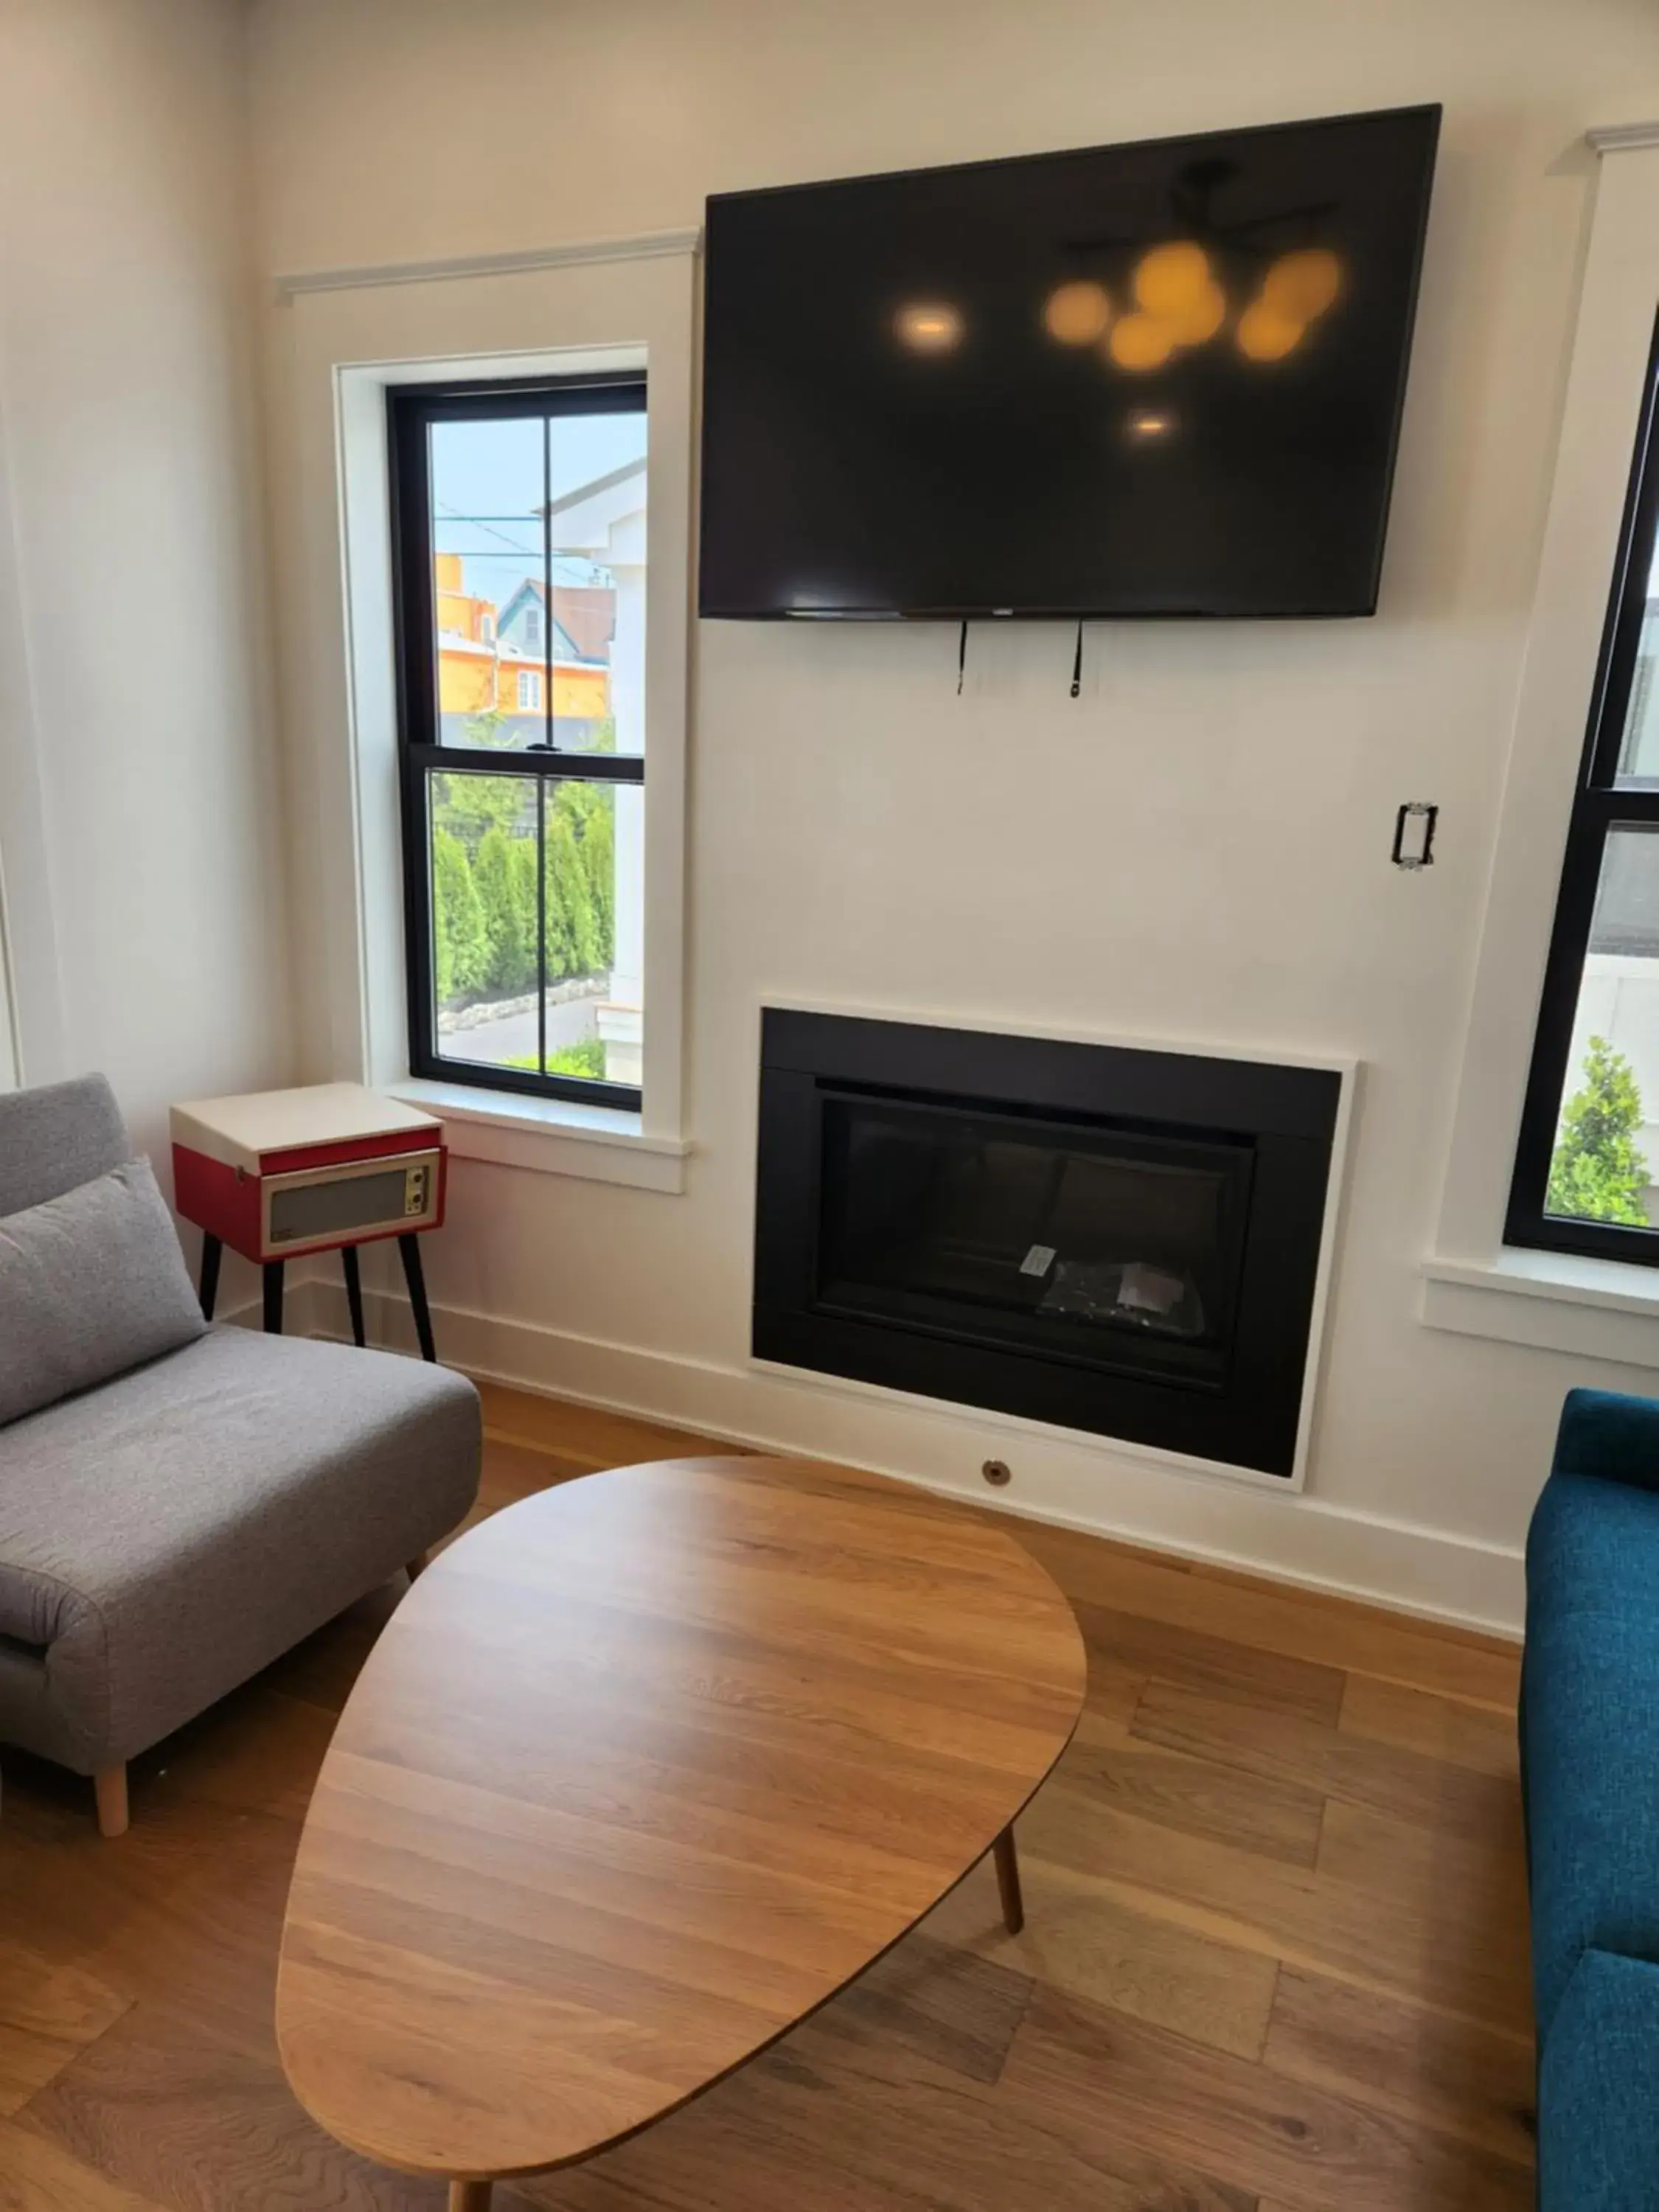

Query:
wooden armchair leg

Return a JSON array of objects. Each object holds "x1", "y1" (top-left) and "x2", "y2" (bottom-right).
[{"x1": 94, "y1": 1764, "x2": 129, "y2": 1838}]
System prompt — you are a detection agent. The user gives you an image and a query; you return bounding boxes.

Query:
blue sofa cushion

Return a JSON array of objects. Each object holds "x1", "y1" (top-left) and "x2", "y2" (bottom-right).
[
  {"x1": 1539, "y1": 1948, "x2": 1659, "y2": 2210},
  {"x1": 1524, "y1": 1467, "x2": 1659, "y2": 2042}
]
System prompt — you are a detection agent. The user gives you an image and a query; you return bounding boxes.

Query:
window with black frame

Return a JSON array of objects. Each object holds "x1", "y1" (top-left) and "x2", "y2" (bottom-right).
[
  {"x1": 1509, "y1": 315, "x2": 1659, "y2": 1262},
  {"x1": 389, "y1": 375, "x2": 647, "y2": 1112}
]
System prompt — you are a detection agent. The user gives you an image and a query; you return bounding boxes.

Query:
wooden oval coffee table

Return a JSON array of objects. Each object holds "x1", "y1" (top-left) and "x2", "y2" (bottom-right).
[{"x1": 275, "y1": 1455, "x2": 1085, "y2": 2209}]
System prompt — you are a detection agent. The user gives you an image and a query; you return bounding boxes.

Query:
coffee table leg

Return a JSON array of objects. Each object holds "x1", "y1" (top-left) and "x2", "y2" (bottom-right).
[
  {"x1": 992, "y1": 1823, "x2": 1024, "y2": 1935},
  {"x1": 450, "y1": 2184, "x2": 491, "y2": 2211}
]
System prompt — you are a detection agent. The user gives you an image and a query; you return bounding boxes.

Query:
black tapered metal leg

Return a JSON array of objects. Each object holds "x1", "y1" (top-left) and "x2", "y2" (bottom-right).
[
  {"x1": 342, "y1": 1244, "x2": 366, "y2": 1348},
  {"x1": 198, "y1": 1233, "x2": 222, "y2": 1322},
  {"x1": 399, "y1": 1234, "x2": 436, "y2": 1363},
  {"x1": 262, "y1": 1260, "x2": 285, "y2": 1335}
]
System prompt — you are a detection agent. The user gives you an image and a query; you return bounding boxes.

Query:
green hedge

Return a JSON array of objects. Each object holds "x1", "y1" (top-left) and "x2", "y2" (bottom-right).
[
  {"x1": 505, "y1": 1040, "x2": 608, "y2": 1079},
  {"x1": 431, "y1": 777, "x2": 616, "y2": 1005}
]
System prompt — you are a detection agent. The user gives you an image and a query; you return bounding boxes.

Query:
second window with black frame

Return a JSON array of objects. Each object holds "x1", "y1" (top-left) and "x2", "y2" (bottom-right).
[
  {"x1": 390, "y1": 374, "x2": 647, "y2": 1113},
  {"x1": 1509, "y1": 312, "x2": 1659, "y2": 1262}
]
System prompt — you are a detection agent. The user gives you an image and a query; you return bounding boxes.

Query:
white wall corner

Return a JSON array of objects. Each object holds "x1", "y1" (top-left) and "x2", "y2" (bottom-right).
[{"x1": 0, "y1": 358, "x2": 66, "y2": 1088}]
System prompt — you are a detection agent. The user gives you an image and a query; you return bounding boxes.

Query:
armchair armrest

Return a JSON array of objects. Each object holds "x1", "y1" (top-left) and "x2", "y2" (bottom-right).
[{"x1": 1552, "y1": 1388, "x2": 1659, "y2": 1494}]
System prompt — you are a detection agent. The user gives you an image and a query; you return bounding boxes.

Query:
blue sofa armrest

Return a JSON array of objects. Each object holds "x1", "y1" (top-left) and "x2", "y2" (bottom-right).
[
  {"x1": 1540, "y1": 1949, "x2": 1659, "y2": 2209},
  {"x1": 1551, "y1": 1388, "x2": 1659, "y2": 1494}
]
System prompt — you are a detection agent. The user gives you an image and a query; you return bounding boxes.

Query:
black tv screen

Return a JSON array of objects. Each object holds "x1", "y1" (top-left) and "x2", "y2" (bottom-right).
[{"x1": 699, "y1": 105, "x2": 1439, "y2": 620}]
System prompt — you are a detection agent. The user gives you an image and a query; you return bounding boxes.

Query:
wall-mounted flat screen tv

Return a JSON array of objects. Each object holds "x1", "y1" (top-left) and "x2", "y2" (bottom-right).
[{"x1": 699, "y1": 105, "x2": 1439, "y2": 621}]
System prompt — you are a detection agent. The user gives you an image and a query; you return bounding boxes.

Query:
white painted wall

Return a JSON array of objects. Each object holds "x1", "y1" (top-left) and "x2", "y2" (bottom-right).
[
  {"x1": 0, "y1": 0, "x2": 291, "y2": 1166},
  {"x1": 248, "y1": 0, "x2": 1659, "y2": 1628}
]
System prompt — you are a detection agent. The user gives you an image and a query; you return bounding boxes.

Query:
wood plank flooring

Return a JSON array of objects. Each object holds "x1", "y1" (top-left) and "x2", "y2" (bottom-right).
[{"x1": 0, "y1": 1389, "x2": 1534, "y2": 2211}]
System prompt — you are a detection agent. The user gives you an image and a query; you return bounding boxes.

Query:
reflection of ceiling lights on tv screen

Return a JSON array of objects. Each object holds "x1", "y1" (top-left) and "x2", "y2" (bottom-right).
[{"x1": 699, "y1": 105, "x2": 1440, "y2": 620}]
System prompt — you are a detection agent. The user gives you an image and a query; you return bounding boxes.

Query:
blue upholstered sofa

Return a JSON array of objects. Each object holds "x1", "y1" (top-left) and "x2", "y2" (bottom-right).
[{"x1": 1525, "y1": 1388, "x2": 1659, "y2": 2208}]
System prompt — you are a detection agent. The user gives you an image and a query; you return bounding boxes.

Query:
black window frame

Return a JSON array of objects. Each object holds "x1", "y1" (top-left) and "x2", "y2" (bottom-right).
[
  {"x1": 389, "y1": 373, "x2": 647, "y2": 1114},
  {"x1": 1507, "y1": 309, "x2": 1659, "y2": 1263}
]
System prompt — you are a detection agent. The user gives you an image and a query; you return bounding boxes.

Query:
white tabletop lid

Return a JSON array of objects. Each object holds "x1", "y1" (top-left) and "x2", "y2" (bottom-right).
[{"x1": 171, "y1": 1082, "x2": 442, "y2": 1167}]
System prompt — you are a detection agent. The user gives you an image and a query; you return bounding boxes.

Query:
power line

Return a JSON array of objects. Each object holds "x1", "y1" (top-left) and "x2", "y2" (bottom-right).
[{"x1": 434, "y1": 501, "x2": 540, "y2": 558}]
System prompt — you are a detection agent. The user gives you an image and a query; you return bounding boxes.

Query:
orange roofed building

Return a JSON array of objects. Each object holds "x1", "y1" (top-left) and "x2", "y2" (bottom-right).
[{"x1": 434, "y1": 553, "x2": 611, "y2": 746}]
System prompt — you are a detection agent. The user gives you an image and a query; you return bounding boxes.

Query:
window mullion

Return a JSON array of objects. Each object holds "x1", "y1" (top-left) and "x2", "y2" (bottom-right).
[
  {"x1": 535, "y1": 776, "x2": 547, "y2": 1081},
  {"x1": 439, "y1": 752, "x2": 641, "y2": 783},
  {"x1": 543, "y1": 412, "x2": 554, "y2": 756},
  {"x1": 1576, "y1": 787, "x2": 1659, "y2": 829},
  {"x1": 408, "y1": 741, "x2": 641, "y2": 784}
]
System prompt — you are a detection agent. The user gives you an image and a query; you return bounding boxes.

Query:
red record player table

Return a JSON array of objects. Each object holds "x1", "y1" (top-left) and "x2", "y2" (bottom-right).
[{"x1": 170, "y1": 1082, "x2": 448, "y2": 1360}]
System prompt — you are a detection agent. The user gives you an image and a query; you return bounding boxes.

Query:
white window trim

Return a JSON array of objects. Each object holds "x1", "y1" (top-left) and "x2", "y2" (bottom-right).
[
  {"x1": 276, "y1": 243, "x2": 694, "y2": 1192},
  {"x1": 1425, "y1": 126, "x2": 1659, "y2": 1354}
]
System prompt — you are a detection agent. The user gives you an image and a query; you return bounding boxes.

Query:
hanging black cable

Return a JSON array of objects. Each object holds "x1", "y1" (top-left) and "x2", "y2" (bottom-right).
[
  {"x1": 1071, "y1": 619, "x2": 1083, "y2": 700},
  {"x1": 957, "y1": 619, "x2": 968, "y2": 696}
]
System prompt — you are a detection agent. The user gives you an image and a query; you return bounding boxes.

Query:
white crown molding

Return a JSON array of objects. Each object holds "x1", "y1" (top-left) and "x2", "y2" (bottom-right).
[
  {"x1": 274, "y1": 226, "x2": 702, "y2": 302},
  {"x1": 1587, "y1": 121, "x2": 1659, "y2": 153}
]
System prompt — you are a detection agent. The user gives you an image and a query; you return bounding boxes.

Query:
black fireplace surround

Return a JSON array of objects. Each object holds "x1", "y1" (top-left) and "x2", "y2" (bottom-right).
[{"x1": 753, "y1": 1010, "x2": 1342, "y2": 1478}]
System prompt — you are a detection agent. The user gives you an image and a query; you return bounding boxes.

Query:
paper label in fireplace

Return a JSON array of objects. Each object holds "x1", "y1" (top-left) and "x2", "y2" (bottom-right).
[{"x1": 1019, "y1": 1245, "x2": 1057, "y2": 1279}]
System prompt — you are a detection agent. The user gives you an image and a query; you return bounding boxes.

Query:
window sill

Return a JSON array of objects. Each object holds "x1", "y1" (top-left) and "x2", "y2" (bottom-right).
[
  {"x1": 391, "y1": 1079, "x2": 689, "y2": 1192},
  {"x1": 1422, "y1": 1248, "x2": 1659, "y2": 1365}
]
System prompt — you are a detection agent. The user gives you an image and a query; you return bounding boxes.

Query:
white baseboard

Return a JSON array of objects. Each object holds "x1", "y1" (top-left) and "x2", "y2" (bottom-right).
[{"x1": 310, "y1": 1279, "x2": 1525, "y2": 1639}]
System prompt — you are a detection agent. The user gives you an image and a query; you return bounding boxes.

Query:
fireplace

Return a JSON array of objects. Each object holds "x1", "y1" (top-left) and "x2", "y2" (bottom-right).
[{"x1": 753, "y1": 1010, "x2": 1343, "y2": 1477}]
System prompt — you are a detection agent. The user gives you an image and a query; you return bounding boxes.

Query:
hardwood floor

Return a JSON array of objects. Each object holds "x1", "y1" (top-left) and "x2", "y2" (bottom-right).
[{"x1": 0, "y1": 1389, "x2": 1534, "y2": 2211}]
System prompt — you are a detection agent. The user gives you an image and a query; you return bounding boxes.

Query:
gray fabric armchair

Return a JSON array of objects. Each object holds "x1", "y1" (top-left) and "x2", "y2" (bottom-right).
[{"x1": 0, "y1": 1074, "x2": 481, "y2": 1833}]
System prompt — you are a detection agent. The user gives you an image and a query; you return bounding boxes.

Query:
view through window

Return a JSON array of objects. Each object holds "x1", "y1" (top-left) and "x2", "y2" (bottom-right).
[
  {"x1": 390, "y1": 378, "x2": 647, "y2": 1110},
  {"x1": 1509, "y1": 320, "x2": 1659, "y2": 1260}
]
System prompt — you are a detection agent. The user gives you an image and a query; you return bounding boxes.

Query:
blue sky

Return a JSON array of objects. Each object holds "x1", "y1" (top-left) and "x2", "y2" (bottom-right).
[{"x1": 431, "y1": 411, "x2": 647, "y2": 599}]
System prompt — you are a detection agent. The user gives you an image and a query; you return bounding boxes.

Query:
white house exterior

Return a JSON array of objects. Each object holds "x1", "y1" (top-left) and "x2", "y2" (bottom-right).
[{"x1": 541, "y1": 458, "x2": 647, "y2": 1088}]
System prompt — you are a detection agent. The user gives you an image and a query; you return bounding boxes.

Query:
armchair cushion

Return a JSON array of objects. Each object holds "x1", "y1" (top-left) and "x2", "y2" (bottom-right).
[
  {"x1": 0, "y1": 1325, "x2": 480, "y2": 1770},
  {"x1": 0, "y1": 1158, "x2": 206, "y2": 1427}
]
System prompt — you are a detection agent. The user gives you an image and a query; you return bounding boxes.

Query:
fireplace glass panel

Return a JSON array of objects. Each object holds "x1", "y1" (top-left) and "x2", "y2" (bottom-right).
[{"x1": 815, "y1": 1093, "x2": 1251, "y2": 1387}]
